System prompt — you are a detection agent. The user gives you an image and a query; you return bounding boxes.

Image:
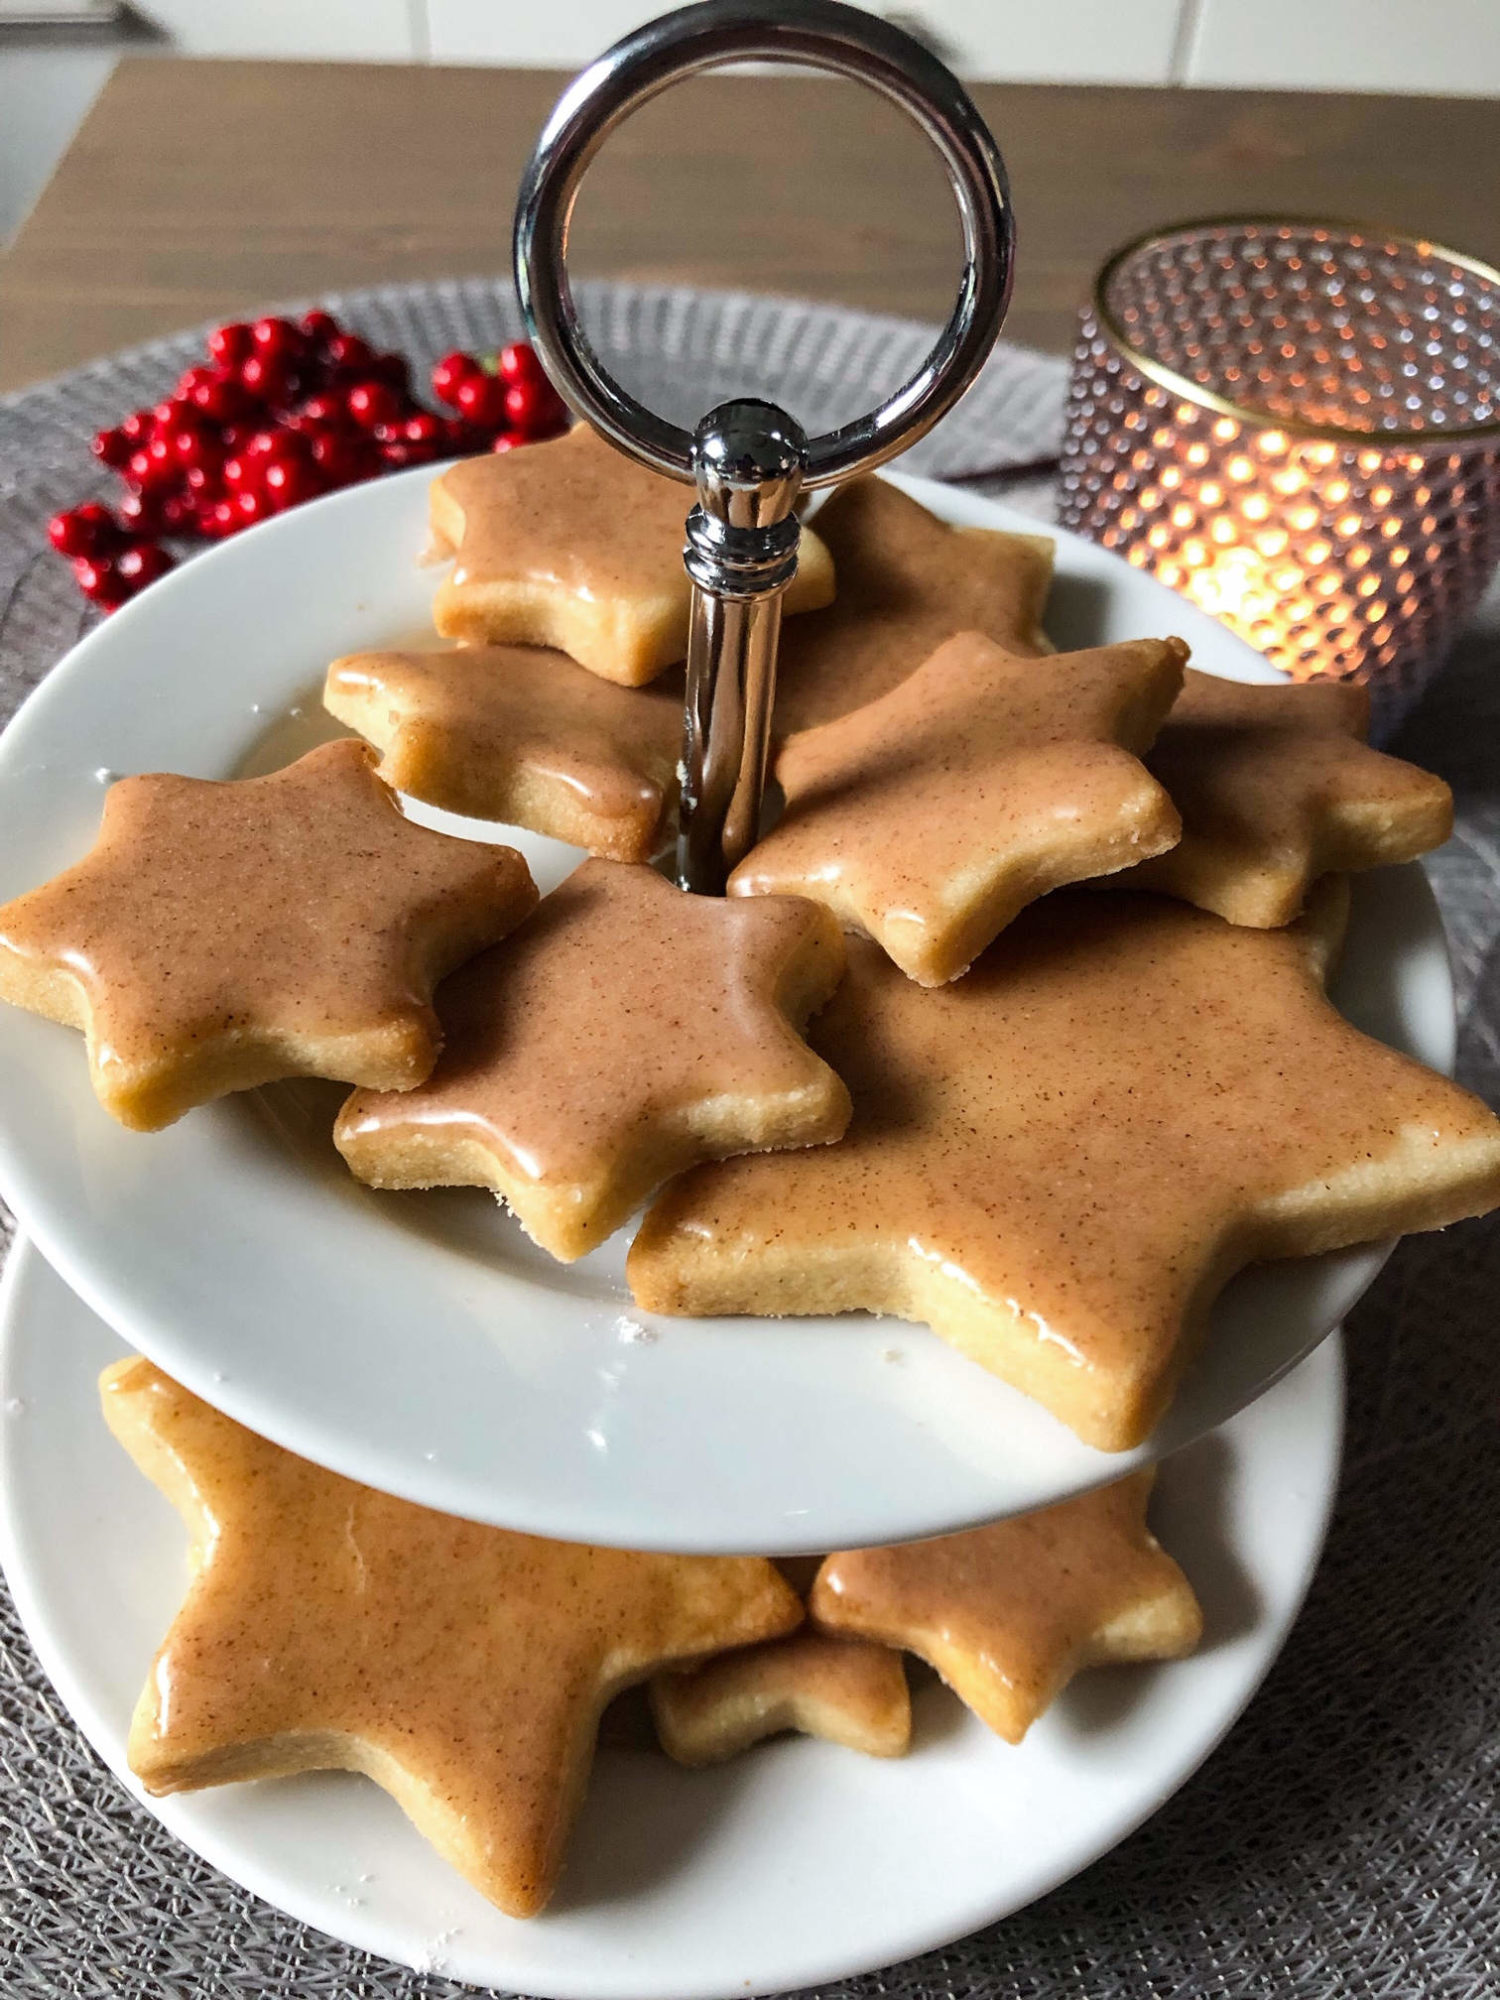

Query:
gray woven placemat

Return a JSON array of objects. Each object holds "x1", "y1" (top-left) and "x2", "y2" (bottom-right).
[{"x1": 2, "y1": 279, "x2": 1498, "y2": 2000}]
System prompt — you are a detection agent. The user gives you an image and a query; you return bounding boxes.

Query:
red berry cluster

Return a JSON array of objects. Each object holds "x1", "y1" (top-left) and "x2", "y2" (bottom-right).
[{"x1": 48, "y1": 310, "x2": 569, "y2": 612}]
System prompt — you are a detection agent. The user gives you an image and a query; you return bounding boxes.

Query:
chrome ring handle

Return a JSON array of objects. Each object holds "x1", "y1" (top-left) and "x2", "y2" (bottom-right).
[
  {"x1": 514, "y1": 0, "x2": 1014, "y2": 489},
  {"x1": 512, "y1": 0, "x2": 1015, "y2": 894}
]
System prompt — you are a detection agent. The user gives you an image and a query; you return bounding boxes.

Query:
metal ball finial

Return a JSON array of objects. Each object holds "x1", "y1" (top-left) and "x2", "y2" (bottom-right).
[{"x1": 679, "y1": 398, "x2": 808, "y2": 892}]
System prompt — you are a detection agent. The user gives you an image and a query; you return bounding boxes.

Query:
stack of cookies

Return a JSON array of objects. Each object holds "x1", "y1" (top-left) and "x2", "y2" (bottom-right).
[{"x1": 0, "y1": 418, "x2": 1495, "y2": 1920}]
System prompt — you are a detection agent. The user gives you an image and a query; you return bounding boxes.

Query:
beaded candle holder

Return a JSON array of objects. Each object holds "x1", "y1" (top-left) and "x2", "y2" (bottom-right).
[{"x1": 1059, "y1": 218, "x2": 1500, "y2": 737}]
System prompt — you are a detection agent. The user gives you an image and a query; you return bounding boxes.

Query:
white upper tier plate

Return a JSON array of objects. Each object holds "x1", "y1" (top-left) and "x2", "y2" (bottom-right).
[
  {"x1": 0, "y1": 1238, "x2": 1343, "y2": 2000},
  {"x1": 0, "y1": 462, "x2": 1452, "y2": 1552}
]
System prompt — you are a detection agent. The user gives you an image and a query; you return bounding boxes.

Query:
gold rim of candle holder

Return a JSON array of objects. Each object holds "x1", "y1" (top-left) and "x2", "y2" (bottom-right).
[{"x1": 1093, "y1": 214, "x2": 1500, "y2": 448}]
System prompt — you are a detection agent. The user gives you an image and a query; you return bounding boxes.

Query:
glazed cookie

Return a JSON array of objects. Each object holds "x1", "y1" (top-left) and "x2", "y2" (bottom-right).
[
  {"x1": 733, "y1": 632, "x2": 1186, "y2": 985},
  {"x1": 336, "y1": 858, "x2": 851, "y2": 1261},
  {"x1": 102, "y1": 1356, "x2": 802, "y2": 1919},
  {"x1": 651, "y1": 1627, "x2": 911, "y2": 1765},
  {"x1": 1116, "y1": 670, "x2": 1454, "y2": 926},
  {"x1": 429, "y1": 424, "x2": 834, "y2": 684},
  {"x1": 812, "y1": 1470, "x2": 1200, "y2": 1743},
  {"x1": 630, "y1": 884, "x2": 1500, "y2": 1451},
  {"x1": 0, "y1": 739, "x2": 537, "y2": 1130},
  {"x1": 325, "y1": 644, "x2": 683, "y2": 861},
  {"x1": 772, "y1": 477, "x2": 1055, "y2": 735}
]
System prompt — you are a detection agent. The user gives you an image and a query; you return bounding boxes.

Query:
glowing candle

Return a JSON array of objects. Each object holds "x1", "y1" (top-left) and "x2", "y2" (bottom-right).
[{"x1": 1060, "y1": 220, "x2": 1500, "y2": 738}]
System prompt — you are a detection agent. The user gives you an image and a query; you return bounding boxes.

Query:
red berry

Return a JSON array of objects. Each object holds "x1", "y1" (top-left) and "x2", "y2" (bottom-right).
[
  {"x1": 235, "y1": 487, "x2": 270, "y2": 529},
  {"x1": 120, "y1": 409, "x2": 154, "y2": 449},
  {"x1": 258, "y1": 433, "x2": 321, "y2": 511},
  {"x1": 92, "y1": 425, "x2": 133, "y2": 469},
  {"x1": 176, "y1": 364, "x2": 218, "y2": 400},
  {"x1": 221, "y1": 452, "x2": 257, "y2": 494},
  {"x1": 190, "y1": 369, "x2": 251, "y2": 424},
  {"x1": 283, "y1": 413, "x2": 334, "y2": 449},
  {"x1": 431, "y1": 351, "x2": 482, "y2": 407},
  {"x1": 503, "y1": 376, "x2": 568, "y2": 435},
  {"x1": 118, "y1": 487, "x2": 170, "y2": 537},
  {"x1": 128, "y1": 440, "x2": 181, "y2": 489},
  {"x1": 223, "y1": 433, "x2": 278, "y2": 489},
  {"x1": 294, "y1": 392, "x2": 347, "y2": 428},
  {"x1": 200, "y1": 498, "x2": 241, "y2": 539},
  {"x1": 497, "y1": 341, "x2": 546, "y2": 386},
  {"x1": 165, "y1": 416, "x2": 217, "y2": 472},
  {"x1": 369, "y1": 351, "x2": 411, "y2": 398},
  {"x1": 183, "y1": 460, "x2": 223, "y2": 499},
  {"x1": 309, "y1": 429, "x2": 374, "y2": 486},
  {"x1": 207, "y1": 322, "x2": 254, "y2": 368},
  {"x1": 376, "y1": 414, "x2": 441, "y2": 467},
  {"x1": 440, "y1": 418, "x2": 487, "y2": 456},
  {"x1": 346, "y1": 379, "x2": 402, "y2": 430},
  {"x1": 222, "y1": 429, "x2": 280, "y2": 490},
  {"x1": 48, "y1": 501, "x2": 122, "y2": 557},
  {"x1": 116, "y1": 542, "x2": 175, "y2": 592},
  {"x1": 73, "y1": 555, "x2": 130, "y2": 609},
  {"x1": 323, "y1": 332, "x2": 375, "y2": 378},
  {"x1": 251, "y1": 316, "x2": 309, "y2": 365},
  {"x1": 454, "y1": 372, "x2": 510, "y2": 430},
  {"x1": 240, "y1": 351, "x2": 299, "y2": 408},
  {"x1": 491, "y1": 432, "x2": 522, "y2": 453},
  {"x1": 300, "y1": 309, "x2": 341, "y2": 349},
  {"x1": 265, "y1": 458, "x2": 322, "y2": 510},
  {"x1": 182, "y1": 426, "x2": 222, "y2": 469}
]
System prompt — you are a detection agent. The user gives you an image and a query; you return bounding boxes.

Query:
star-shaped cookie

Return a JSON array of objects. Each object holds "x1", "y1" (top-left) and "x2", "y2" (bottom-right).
[
  {"x1": 629, "y1": 888, "x2": 1500, "y2": 1450},
  {"x1": 772, "y1": 477, "x2": 1055, "y2": 735},
  {"x1": 430, "y1": 424, "x2": 835, "y2": 685},
  {"x1": 0, "y1": 739, "x2": 537, "y2": 1130},
  {"x1": 336, "y1": 858, "x2": 851, "y2": 1260},
  {"x1": 1114, "y1": 670, "x2": 1454, "y2": 925},
  {"x1": 102, "y1": 1356, "x2": 802, "y2": 1918},
  {"x1": 811, "y1": 1470, "x2": 1200, "y2": 1742},
  {"x1": 651, "y1": 1627, "x2": 911, "y2": 1764},
  {"x1": 733, "y1": 632, "x2": 1187, "y2": 985},
  {"x1": 325, "y1": 644, "x2": 683, "y2": 861}
]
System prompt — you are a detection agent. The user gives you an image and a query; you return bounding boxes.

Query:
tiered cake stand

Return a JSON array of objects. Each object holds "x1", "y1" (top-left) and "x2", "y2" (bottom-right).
[
  {"x1": 0, "y1": 6, "x2": 1468, "y2": 1992},
  {"x1": 0, "y1": 458, "x2": 1446, "y2": 1996}
]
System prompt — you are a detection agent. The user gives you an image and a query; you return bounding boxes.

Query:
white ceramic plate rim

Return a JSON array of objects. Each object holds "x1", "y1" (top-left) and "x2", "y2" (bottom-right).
[
  {"x1": 0, "y1": 463, "x2": 1451, "y2": 1552},
  {"x1": 0, "y1": 1237, "x2": 1344, "y2": 2000}
]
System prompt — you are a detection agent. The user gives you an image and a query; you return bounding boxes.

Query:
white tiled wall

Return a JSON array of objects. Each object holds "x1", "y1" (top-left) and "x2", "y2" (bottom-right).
[
  {"x1": 1183, "y1": 0, "x2": 1500, "y2": 95},
  {"x1": 3, "y1": 0, "x2": 1497, "y2": 242},
  {"x1": 129, "y1": 0, "x2": 421, "y2": 60},
  {"x1": 425, "y1": 0, "x2": 1186, "y2": 84},
  {"x1": 53, "y1": 0, "x2": 1500, "y2": 92},
  {"x1": 425, "y1": 0, "x2": 658, "y2": 69}
]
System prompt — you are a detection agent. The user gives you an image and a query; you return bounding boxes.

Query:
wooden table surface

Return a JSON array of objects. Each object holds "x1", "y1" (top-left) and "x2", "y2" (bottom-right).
[{"x1": 3, "y1": 56, "x2": 1500, "y2": 394}]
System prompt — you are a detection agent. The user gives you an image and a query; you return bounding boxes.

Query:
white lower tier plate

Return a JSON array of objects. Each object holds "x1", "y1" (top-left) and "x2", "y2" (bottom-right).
[
  {"x1": 0, "y1": 463, "x2": 1448, "y2": 1550},
  {"x1": 0, "y1": 1239, "x2": 1342, "y2": 2000}
]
